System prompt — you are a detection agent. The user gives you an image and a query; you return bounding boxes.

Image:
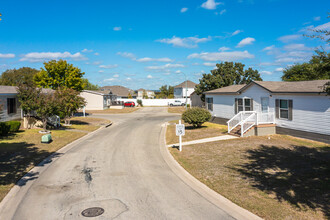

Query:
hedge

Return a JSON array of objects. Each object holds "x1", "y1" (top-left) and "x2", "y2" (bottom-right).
[{"x1": 182, "y1": 107, "x2": 211, "y2": 128}]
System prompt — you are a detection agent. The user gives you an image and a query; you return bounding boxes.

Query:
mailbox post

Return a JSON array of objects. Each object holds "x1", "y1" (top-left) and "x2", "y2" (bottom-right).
[{"x1": 176, "y1": 120, "x2": 185, "y2": 152}]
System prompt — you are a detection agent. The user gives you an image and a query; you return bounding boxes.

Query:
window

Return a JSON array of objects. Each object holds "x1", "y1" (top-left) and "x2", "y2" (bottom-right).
[
  {"x1": 279, "y1": 99, "x2": 289, "y2": 119},
  {"x1": 236, "y1": 98, "x2": 252, "y2": 113},
  {"x1": 7, "y1": 98, "x2": 16, "y2": 114},
  {"x1": 206, "y1": 98, "x2": 213, "y2": 111}
]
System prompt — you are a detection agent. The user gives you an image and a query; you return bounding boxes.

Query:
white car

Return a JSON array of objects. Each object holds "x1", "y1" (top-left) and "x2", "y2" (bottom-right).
[{"x1": 168, "y1": 100, "x2": 185, "y2": 106}]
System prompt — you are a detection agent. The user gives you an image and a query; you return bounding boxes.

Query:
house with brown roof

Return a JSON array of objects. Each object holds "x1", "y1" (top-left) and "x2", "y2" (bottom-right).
[
  {"x1": 80, "y1": 90, "x2": 116, "y2": 110},
  {"x1": 100, "y1": 85, "x2": 136, "y2": 99},
  {"x1": 204, "y1": 80, "x2": 330, "y2": 143},
  {"x1": 174, "y1": 80, "x2": 197, "y2": 99}
]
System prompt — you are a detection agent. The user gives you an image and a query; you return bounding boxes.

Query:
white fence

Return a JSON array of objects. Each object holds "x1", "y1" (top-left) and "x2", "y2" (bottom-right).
[{"x1": 116, "y1": 98, "x2": 191, "y2": 107}]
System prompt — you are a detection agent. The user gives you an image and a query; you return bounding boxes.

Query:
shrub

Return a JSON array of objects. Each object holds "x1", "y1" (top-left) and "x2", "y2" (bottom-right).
[
  {"x1": 137, "y1": 99, "x2": 143, "y2": 107},
  {"x1": 182, "y1": 107, "x2": 211, "y2": 128},
  {"x1": 187, "y1": 104, "x2": 190, "y2": 108},
  {"x1": 6, "y1": 121, "x2": 21, "y2": 132},
  {"x1": 0, "y1": 122, "x2": 10, "y2": 136}
]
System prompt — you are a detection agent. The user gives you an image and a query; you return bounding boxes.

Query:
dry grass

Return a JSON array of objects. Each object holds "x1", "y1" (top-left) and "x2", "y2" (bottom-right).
[
  {"x1": 169, "y1": 134, "x2": 330, "y2": 220},
  {"x1": 168, "y1": 107, "x2": 186, "y2": 114},
  {"x1": 0, "y1": 117, "x2": 110, "y2": 202},
  {"x1": 166, "y1": 120, "x2": 227, "y2": 145},
  {"x1": 85, "y1": 107, "x2": 139, "y2": 114}
]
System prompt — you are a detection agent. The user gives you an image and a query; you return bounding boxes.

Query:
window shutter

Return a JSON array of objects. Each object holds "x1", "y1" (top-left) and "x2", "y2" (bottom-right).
[
  {"x1": 7, "y1": 98, "x2": 10, "y2": 114},
  {"x1": 288, "y1": 100, "x2": 293, "y2": 121},
  {"x1": 275, "y1": 99, "x2": 279, "y2": 119},
  {"x1": 13, "y1": 98, "x2": 17, "y2": 114},
  {"x1": 235, "y1": 98, "x2": 238, "y2": 114},
  {"x1": 250, "y1": 98, "x2": 253, "y2": 111}
]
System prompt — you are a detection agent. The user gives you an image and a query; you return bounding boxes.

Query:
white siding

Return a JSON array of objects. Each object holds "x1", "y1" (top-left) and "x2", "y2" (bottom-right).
[
  {"x1": 0, "y1": 94, "x2": 22, "y2": 122},
  {"x1": 80, "y1": 92, "x2": 104, "y2": 110},
  {"x1": 174, "y1": 88, "x2": 195, "y2": 98},
  {"x1": 117, "y1": 98, "x2": 191, "y2": 106}
]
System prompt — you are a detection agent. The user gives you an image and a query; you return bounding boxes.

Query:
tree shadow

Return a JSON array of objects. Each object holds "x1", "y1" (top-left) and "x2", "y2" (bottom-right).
[
  {"x1": 0, "y1": 142, "x2": 62, "y2": 187},
  {"x1": 232, "y1": 144, "x2": 330, "y2": 217},
  {"x1": 69, "y1": 120, "x2": 89, "y2": 125}
]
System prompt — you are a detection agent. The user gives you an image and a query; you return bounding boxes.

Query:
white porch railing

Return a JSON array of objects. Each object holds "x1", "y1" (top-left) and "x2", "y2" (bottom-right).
[{"x1": 227, "y1": 111, "x2": 275, "y2": 136}]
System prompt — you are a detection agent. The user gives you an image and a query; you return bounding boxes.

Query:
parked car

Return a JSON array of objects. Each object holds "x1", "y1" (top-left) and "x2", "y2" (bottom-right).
[
  {"x1": 124, "y1": 101, "x2": 135, "y2": 107},
  {"x1": 168, "y1": 100, "x2": 185, "y2": 106}
]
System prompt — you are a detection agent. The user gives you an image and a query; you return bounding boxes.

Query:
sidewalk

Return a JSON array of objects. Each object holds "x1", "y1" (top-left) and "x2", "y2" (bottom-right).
[{"x1": 167, "y1": 135, "x2": 238, "y2": 147}]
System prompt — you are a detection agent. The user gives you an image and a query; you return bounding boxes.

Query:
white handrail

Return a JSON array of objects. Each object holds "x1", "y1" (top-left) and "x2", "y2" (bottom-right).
[
  {"x1": 227, "y1": 111, "x2": 256, "y2": 133},
  {"x1": 241, "y1": 112, "x2": 257, "y2": 137}
]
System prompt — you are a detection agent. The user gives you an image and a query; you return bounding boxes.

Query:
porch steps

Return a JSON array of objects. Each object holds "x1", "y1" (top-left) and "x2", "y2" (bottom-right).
[{"x1": 229, "y1": 124, "x2": 256, "y2": 137}]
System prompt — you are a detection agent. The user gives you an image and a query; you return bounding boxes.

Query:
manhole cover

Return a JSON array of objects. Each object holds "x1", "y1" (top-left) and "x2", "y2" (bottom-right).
[{"x1": 81, "y1": 207, "x2": 104, "y2": 217}]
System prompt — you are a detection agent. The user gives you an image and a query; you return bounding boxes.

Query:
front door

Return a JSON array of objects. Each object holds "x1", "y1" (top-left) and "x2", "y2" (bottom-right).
[{"x1": 261, "y1": 97, "x2": 269, "y2": 113}]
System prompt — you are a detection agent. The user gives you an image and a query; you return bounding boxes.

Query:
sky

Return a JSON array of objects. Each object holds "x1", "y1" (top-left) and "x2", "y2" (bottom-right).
[{"x1": 0, "y1": 0, "x2": 329, "y2": 90}]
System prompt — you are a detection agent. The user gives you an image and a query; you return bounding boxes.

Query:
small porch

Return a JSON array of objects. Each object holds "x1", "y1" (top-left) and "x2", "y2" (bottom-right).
[{"x1": 227, "y1": 111, "x2": 276, "y2": 137}]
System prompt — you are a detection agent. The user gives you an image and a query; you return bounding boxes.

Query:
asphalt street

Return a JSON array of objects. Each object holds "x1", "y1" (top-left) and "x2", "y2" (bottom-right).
[{"x1": 0, "y1": 107, "x2": 235, "y2": 220}]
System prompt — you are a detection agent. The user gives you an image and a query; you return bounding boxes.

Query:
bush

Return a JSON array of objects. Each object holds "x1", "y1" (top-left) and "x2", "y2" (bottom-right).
[
  {"x1": 0, "y1": 122, "x2": 10, "y2": 136},
  {"x1": 137, "y1": 99, "x2": 143, "y2": 107},
  {"x1": 182, "y1": 107, "x2": 211, "y2": 128},
  {"x1": 187, "y1": 104, "x2": 190, "y2": 108},
  {"x1": 6, "y1": 121, "x2": 21, "y2": 132}
]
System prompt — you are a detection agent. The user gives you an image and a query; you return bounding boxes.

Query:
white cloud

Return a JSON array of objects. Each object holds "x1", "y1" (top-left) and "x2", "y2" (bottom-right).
[
  {"x1": 157, "y1": 36, "x2": 212, "y2": 48},
  {"x1": 262, "y1": 45, "x2": 275, "y2": 51},
  {"x1": 232, "y1": 30, "x2": 243, "y2": 36},
  {"x1": 82, "y1": 48, "x2": 93, "y2": 53},
  {"x1": 147, "y1": 75, "x2": 153, "y2": 79},
  {"x1": 275, "y1": 57, "x2": 304, "y2": 63},
  {"x1": 113, "y1": 27, "x2": 122, "y2": 31},
  {"x1": 94, "y1": 52, "x2": 100, "y2": 56},
  {"x1": 180, "y1": 8, "x2": 188, "y2": 13},
  {"x1": 313, "y1": 16, "x2": 321, "y2": 21},
  {"x1": 203, "y1": 62, "x2": 216, "y2": 66},
  {"x1": 117, "y1": 52, "x2": 136, "y2": 60},
  {"x1": 126, "y1": 77, "x2": 132, "y2": 81},
  {"x1": 0, "y1": 53, "x2": 15, "y2": 58},
  {"x1": 113, "y1": 74, "x2": 119, "y2": 78},
  {"x1": 275, "y1": 67, "x2": 284, "y2": 72},
  {"x1": 146, "y1": 63, "x2": 185, "y2": 70},
  {"x1": 216, "y1": 9, "x2": 226, "y2": 15},
  {"x1": 104, "y1": 78, "x2": 119, "y2": 82},
  {"x1": 314, "y1": 21, "x2": 330, "y2": 31},
  {"x1": 260, "y1": 71, "x2": 272, "y2": 75},
  {"x1": 188, "y1": 50, "x2": 254, "y2": 61},
  {"x1": 20, "y1": 52, "x2": 86, "y2": 62},
  {"x1": 175, "y1": 70, "x2": 182, "y2": 73},
  {"x1": 219, "y1": 46, "x2": 230, "y2": 51},
  {"x1": 98, "y1": 70, "x2": 104, "y2": 73},
  {"x1": 136, "y1": 57, "x2": 173, "y2": 62},
  {"x1": 201, "y1": 0, "x2": 223, "y2": 10},
  {"x1": 278, "y1": 34, "x2": 302, "y2": 43},
  {"x1": 99, "y1": 64, "x2": 118, "y2": 69},
  {"x1": 92, "y1": 61, "x2": 102, "y2": 65},
  {"x1": 283, "y1": 44, "x2": 311, "y2": 51},
  {"x1": 236, "y1": 37, "x2": 255, "y2": 48}
]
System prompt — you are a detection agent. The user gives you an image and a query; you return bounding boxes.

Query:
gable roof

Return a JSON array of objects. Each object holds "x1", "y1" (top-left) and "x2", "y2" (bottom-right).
[
  {"x1": 174, "y1": 80, "x2": 197, "y2": 88},
  {"x1": 82, "y1": 90, "x2": 112, "y2": 96},
  {"x1": 100, "y1": 85, "x2": 136, "y2": 97},
  {"x1": 0, "y1": 85, "x2": 53, "y2": 95},
  {"x1": 204, "y1": 80, "x2": 329, "y2": 95}
]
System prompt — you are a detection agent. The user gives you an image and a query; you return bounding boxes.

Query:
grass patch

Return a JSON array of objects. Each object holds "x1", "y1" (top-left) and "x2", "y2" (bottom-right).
[
  {"x1": 0, "y1": 117, "x2": 110, "y2": 202},
  {"x1": 166, "y1": 120, "x2": 227, "y2": 145},
  {"x1": 168, "y1": 107, "x2": 186, "y2": 114},
  {"x1": 169, "y1": 134, "x2": 330, "y2": 220},
  {"x1": 85, "y1": 107, "x2": 139, "y2": 114}
]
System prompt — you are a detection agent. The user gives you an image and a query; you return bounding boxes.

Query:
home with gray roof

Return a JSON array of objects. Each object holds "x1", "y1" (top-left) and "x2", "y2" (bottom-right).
[
  {"x1": 174, "y1": 80, "x2": 197, "y2": 99},
  {"x1": 204, "y1": 80, "x2": 330, "y2": 143},
  {"x1": 100, "y1": 85, "x2": 136, "y2": 99}
]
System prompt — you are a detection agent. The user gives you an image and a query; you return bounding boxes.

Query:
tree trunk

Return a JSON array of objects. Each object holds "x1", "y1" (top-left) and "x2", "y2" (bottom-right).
[{"x1": 42, "y1": 118, "x2": 47, "y2": 131}]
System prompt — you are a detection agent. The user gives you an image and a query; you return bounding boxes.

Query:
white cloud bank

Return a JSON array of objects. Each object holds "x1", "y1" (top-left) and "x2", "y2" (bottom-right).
[
  {"x1": 236, "y1": 37, "x2": 255, "y2": 48},
  {"x1": 0, "y1": 53, "x2": 15, "y2": 58},
  {"x1": 188, "y1": 51, "x2": 254, "y2": 61},
  {"x1": 113, "y1": 27, "x2": 122, "y2": 31},
  {"x1": 99, "y1": 64, "x2": 118, "y2": 69},
  {"x1": 146, "y1": 63, "x2": 185, "y2": 71},
  {"x1": 201, "y1": 0, "x2": 223, "y2": 10},
  {"x1": 20, "y1": 52, "x2": 86, "y2": 62},
  {"x1": 157, "y1": 36, "x2": 212, "y2": 48},
  {"x1": 278, "y1": 34, "x2": 302, "y2": 43},
  {"x1": 136, "y1": 57, "x2": 173, "y2": 62},
  {"x1": 180, "y1": 8, "x2": 188, "y2": 13}
]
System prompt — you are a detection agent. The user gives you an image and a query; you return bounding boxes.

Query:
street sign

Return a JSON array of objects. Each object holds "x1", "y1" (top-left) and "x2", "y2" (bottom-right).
[{"x1": 176, "y1": 124, "x2": 185, "y2": 136}]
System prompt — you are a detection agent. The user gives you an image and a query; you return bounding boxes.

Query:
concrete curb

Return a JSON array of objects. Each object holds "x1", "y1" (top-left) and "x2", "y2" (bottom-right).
[
  {"x1": 0, "y1": 122, "x2": 112, "y2": 217},
  {"x1": 160, "y1": 122, "x2": 263, "y2": 220}
]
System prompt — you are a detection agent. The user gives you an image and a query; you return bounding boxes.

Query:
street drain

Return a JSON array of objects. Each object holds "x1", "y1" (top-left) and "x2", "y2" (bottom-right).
[{"x1": 81, "y1": 207, "x2": 104, "y2": 217}]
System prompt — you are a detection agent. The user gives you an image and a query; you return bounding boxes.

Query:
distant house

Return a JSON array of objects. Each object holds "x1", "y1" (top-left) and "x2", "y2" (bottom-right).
[
  {"x1": 204, "y1": 80, "x2": 330, "y2": 143},
  {"x1": 80, "y1": 90, "x2": 116, "y2": 110},
  {"x1": 174, "y1": 80, "x2": 197, "y2": 98},
  {"x1": 100, "y1": 85, "x2": 136, "y2": 99},
  {"x1": 0, "y1": 86, "x2": 22, "y2": 122},
  {"x1": 137, "y1": 88, "x2": 155, "y2": 99}
]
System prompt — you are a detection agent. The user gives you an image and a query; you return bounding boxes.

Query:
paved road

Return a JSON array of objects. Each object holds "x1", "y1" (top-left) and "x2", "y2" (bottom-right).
[{"x1": 0, "y1": 107, "x2": 234, "y2": 220}]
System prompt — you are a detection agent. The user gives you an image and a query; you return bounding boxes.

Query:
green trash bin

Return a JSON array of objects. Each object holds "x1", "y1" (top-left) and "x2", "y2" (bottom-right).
[{"x1": 41, "y1": 134, "x2": 52, "y2": 143}]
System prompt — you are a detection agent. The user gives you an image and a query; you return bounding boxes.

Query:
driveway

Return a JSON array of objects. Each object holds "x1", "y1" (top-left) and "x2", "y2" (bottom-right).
[{"x1": 0, "y1": 107, "x2": 234, "y2": 219}]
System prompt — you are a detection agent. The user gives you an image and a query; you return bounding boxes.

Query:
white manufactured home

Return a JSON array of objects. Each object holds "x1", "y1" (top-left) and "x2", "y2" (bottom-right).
[
  {"x1": 204, "y1": 80, "x2": 330, "y2": 143},
  {"x1": 80, "y1": 90, "x2": 116, "y2": 110},
  {"x1": 0, "y1": 86, "x2": 22, "y2": 122}
]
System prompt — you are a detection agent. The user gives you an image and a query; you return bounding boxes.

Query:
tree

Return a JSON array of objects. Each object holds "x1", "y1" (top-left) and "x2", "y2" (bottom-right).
[
  {"x1": 128, "y1": 92, "x2": 133, "y2": 98},
  {"x1": 16, "y1": 83, "x2": 41, "y2": 128},
  {"x1": 35, "y1": 92, "x2": 59, "y2": 131},
  {"x1": 143, "y1": 90, "x2": 148, "y2": 99},
  {"x1": 304, "y1": 13, "x2": 330, "y2": 44},
  {"x1": 0, "y1": 67, "x2": 39, "y2": 86},
  {"x1": 34, "y1": 59, "x2": 85, "y2": 91},
  {"x1": 55, "y1": 88, "x2": 86, "y2": 125},
  {"x1": 82, "y1": 78, "x2": 99, "y2": 90},
  {"x1": 159, "y1": 85, "x2": 174, "y2": 98},
  {"x1": 195, "y1": 62, "x2": 262, "y2": 101}
]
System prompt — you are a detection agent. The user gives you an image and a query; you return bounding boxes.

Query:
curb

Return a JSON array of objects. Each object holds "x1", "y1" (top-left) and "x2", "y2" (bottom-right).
[
  {"x1": 0, "y1": 122, "x2": 112, "y2": 218},
  {"x1": 160, "y1": 122, "x2": 263, "y2": 220}
]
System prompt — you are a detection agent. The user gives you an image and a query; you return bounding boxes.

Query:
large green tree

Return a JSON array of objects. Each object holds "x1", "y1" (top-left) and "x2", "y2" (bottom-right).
[
  {"x1": 34, "y1": 59, "x2": 85, "y2": 91},
  {"x1": 282, "y1": 50, "x2": 330, "y2": 81},
  {"x1": 158, "y1": 85, "x2": 174, "y2": 98},
  {"x1": 35, "y1": 92, "x2": 59, "y2": 131},
  {"x1": 0, "y1": 67, "x2": 39, "y2": 86},
  {"x1": 195, "y1": 62, "x2": 262, "y2": 101},
  {"x1": 82, "y1": 78, "x2": 99, "y2": 90}
]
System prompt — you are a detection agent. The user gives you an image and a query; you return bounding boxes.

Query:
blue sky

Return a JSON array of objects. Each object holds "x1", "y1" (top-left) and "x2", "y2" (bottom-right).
[{"x1": 0, "y1": 0, "x2": 329, "y2": 90}]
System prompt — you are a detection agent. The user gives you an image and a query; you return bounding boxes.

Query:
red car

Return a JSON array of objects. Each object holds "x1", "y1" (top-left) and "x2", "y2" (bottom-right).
[{"x1": 124, "y1": 101, "x2": 135, "y2": 107}]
